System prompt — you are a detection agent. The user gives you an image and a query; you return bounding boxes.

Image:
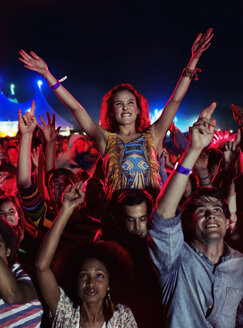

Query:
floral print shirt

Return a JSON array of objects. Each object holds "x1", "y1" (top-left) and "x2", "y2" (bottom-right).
[{"x1": 51, "y1": 287, "x2": 138, "y2": 328}]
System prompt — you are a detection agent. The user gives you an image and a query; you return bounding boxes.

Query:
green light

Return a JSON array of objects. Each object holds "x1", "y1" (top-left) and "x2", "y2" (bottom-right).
[{"x1": 10, "y1": 84, "x2": 15, "y2": 95}]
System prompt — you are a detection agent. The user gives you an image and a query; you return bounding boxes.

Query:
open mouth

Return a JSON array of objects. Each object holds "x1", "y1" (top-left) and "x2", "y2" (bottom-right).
[{"x1": 85, "y1": 288, "x2": 97, "y2": 296}]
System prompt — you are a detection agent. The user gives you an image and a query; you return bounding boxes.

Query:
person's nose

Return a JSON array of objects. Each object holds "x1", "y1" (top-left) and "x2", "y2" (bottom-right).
[
  {"x1": 205, "y1": 210, "x2": 215, "y2": 220},
  {"x1": 122, "y1": 103, "x2": 128, "y2": 111},
  {"x1": 87, "y1": 276, "x2": 95, "y2": 287},
  {"x1": 134, "y1": 220, "x2": 141, "y2": 231}
]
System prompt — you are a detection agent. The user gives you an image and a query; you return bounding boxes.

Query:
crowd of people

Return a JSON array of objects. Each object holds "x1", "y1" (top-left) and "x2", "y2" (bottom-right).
[{"x1": 0, "y1": 28, "x2": 242, "y2": 327}]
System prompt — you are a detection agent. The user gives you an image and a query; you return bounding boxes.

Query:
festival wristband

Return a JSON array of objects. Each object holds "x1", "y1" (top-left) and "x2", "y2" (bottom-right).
[{"x1": 174, "y1": 162, "x2": 192, "y2": 175}]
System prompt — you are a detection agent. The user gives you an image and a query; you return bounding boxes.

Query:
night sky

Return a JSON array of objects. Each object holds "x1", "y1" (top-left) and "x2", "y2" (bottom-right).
[{"x1": 1, "y1": 0, "x2": 243, "y2": 131}]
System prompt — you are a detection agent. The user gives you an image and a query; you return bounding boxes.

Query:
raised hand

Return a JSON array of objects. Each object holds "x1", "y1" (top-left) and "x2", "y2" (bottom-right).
[
  {"x1": 19, "y1": 50, "x2": 49, "y2": 77},
  {"x1": 190, "y1": 102, "x2": 216, "y2": 151},
  {"x1": 191, "y1": 28, "x2": 214, "y2": 59},
  {"x1": 223, "y1": 128, "x2": 241, "y2": 175},
  {"x1": 18, "y1": 100, "x2": 37, "y2": 135},
  {"x1": 62, "y1": 182, "x2": 85, "y2": 212},
  {"x1": 39, "y1": 112, "x2": 61, "y2": 143}
]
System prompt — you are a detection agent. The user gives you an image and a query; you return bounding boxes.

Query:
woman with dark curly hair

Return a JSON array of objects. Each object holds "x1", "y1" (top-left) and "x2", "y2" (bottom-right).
[
  {"x1": 19, "y1": 28, "x2": 213, "y2": 195},
  {"x1": 36, "y1": 182, "x2": 137, "y2": 327}
]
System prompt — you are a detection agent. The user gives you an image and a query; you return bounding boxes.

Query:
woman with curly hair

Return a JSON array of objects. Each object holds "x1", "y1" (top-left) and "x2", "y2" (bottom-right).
[
  {"x1": 36, "y1": 182, "x2": 137, "y2": 327},
  {"x1": 19, "y1": 28, "x2": 213, "y2": 195}
]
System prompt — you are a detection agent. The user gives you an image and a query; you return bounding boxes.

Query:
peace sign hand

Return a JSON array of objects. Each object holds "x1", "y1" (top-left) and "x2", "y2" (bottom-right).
[{"x1": 38, "y1": 112, "x2": 61, "y2": 142}]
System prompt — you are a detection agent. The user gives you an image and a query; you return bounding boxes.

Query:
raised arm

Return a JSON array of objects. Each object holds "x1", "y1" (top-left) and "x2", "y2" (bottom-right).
[
  {"x1": 38, "y1": 112, "x2": 61, "y2": 172},
  {"x1": 35, "y1": 182, "x2": 84, "y2": 316},
  {"x1": 151, "y1": 28, "x2": 214, "y2": 149},
  {"x1": 215, "y1": 129, "x2": 242, "y2": 232},
  {"x1": 17, "y1": 101, "x2": 37, "y2": 189},
  {"x1": 156, "y1": 102, "x2": 216, "y2": 219},
  {"x1": 19, "y1": 50, "x2": 108, "y2": 155}
]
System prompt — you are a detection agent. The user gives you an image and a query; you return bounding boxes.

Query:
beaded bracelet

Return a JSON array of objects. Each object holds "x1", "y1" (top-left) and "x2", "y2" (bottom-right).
[
  {"x1": 174, "y1": 162, "x2": 192, "y2": 175},
  {"x1": 181, "y1": 67, "x2": 201, "y2": 81}
]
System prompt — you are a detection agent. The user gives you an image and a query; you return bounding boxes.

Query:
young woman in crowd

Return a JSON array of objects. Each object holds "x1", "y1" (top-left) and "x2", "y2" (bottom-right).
[
  {"x1": 19, "y1": 28, "x2": 213, "y2": 196},
  {"x1": 0, "y1": 196, "x2": 38, "y2": 261},
  {"x1": 36, "y1": 181, "x2": 137, "y2": 327}
]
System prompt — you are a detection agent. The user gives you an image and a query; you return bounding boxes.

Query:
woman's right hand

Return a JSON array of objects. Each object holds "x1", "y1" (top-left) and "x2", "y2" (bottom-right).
[{"x1": 19, "y1": 50, "x2": 49, "y2": 77}]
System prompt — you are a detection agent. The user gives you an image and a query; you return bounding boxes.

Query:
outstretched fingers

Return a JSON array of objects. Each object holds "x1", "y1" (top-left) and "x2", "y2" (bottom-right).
[
  {"x1": 19, "y1": 49, "x2": 32, "y2": 61},
  {"x1": 194, "y1": 32, "x2": 203, "y2": 44},
  {"x1": 47, "y1": 112, "x2": 52, "y2": 125},
  {"x1": 39, "y1": 115, "x2": 47, "y2": 127},
  {"x1": 30, "y1": 50, "x2": 41, "y2": 59},
  {"x1": 30, "y1": 100, "x2": 35, "y2": 116},
  {"x1": 18, "y1": 109, "x2": 23, "y2": 123},
  {"x1": 52, "y1": 113, "x2": 56, "y2": 126}
]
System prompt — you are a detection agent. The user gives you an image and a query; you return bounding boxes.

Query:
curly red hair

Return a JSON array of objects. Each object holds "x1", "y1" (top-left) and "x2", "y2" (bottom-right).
[{"x1": 99, "y1": 84, "x2": 150, "y2": 133}]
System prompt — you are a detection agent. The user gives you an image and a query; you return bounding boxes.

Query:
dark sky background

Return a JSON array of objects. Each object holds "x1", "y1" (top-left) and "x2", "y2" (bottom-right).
[{"x1": 1, "y1": 0, "x2": 243, "y2": 131}]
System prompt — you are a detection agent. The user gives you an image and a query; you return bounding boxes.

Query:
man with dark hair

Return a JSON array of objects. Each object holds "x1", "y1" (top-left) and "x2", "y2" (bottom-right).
[
  {"x1": 0, "y1": 219, "x2": 43, "y2": 327},
  {"x1": 99, "y1": 189, "x2": 153, "y2": 242},
  {"x1": 98, "y1": 189, "x2": 164, "y2": 328},
  {"x1": 149, "y1": 103, "x2": 243, "y2": 327},
  {"x1": 115, "y1": 189, "x2": 153, "y2": 238}
]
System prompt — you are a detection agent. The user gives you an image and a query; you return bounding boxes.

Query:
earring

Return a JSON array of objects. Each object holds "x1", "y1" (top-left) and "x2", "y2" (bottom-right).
[{"x1": 106, "y1": 288, "x2": 115, "y2": 311}]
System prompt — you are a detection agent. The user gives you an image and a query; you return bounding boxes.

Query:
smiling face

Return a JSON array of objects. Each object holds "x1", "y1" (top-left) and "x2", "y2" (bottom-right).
[
  {"x1": 78, "y1": 258, "x2": 109, "y2": 306},
  {"x1": 0, "y1": 200, "x2": 19, "y2": 227},
  {"x1": 123, "y1": 201, "x2": 148, "y2": 238},
  {"x1": 112, "y1": 90, "x2": 139, "y2": 127},
  {"x1": 192, "y1": 196, "x2": 229, "y2": 243}
]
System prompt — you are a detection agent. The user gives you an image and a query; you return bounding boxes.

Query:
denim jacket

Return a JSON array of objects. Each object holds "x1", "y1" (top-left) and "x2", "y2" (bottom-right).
[{"x1": 148, "y1": 209, "x2": 243, "y2": 328}]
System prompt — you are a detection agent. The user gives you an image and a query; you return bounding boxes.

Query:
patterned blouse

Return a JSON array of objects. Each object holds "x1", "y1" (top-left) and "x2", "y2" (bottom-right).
[
  {"x1": 51, "y1": 287, "x2": 138, "y2": 328},
  {"x1": 103, "y1": 130, "x2": 161, "y2": 195}
]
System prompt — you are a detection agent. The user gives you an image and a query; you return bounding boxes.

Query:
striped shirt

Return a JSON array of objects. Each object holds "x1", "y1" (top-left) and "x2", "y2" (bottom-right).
[{"x1": 0, "y1": 263, "x2": 43, "y2": 328}]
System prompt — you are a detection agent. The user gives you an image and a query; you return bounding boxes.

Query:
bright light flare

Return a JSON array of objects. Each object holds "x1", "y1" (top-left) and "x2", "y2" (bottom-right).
[{"x1": 37, "y1": 80, "x2": 43, "y2": 88}]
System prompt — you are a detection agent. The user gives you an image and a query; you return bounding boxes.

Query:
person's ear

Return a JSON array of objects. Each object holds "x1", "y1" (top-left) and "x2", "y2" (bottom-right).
[
  {"x1": 226, "y1": 219, "x2": 230, "y2": 230},
  {"x1": 6, "y1": 248, "x2": 11, "y2": 258}
]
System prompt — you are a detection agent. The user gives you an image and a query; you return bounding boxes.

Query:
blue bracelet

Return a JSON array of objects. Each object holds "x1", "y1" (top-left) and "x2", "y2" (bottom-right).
[
  {"x1": 174, "y1": 162, "x2": 192, "y2": 175},
  {"x1": 50, "y1": 81, "x2": 61, "y2": 90}
]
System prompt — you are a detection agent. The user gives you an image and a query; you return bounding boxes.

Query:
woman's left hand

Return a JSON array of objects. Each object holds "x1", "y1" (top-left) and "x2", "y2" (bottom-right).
[{"x1": 191, "y1": 28, "x2": 214, "y2": 59}]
